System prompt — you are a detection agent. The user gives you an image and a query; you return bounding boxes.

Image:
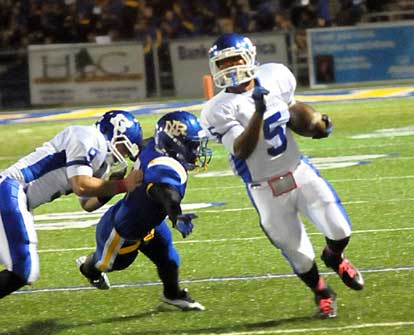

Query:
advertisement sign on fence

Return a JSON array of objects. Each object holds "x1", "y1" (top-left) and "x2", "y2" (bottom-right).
[
  {"x1": 169, "y1": 32, "x2": 289, "y2": 98},
  {"x1": 307, "y1": 22, "x2": 414, "y2": 87},
  {"x1": 29, "y1": 42, "x2": 146, "y2": 105}
]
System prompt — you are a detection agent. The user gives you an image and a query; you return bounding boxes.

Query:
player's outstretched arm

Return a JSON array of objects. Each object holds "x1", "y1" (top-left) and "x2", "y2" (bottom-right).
[
  {"x1": 288, "y1": 102, "x2": 333, "y2": 139},
  {"x1": 78, "y1": 168, "x2": 143, "y2": 212},
  {"x1": 148, "y1": 183, "x2": 195, "y2": 238},
  {"x1": 71, "y1": 168, "x2": 143, "y2": 208}
]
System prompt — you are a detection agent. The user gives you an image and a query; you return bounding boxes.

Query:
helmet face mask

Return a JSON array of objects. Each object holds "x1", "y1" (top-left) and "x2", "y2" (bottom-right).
[
  {"x1": 96, "y1": 110, "x2": 143, "y2": 170},
  {"x1": 209, "y1": 33, "x2": 257, "y2": 88},
  {"x1": 154, "y1": 111, "x2": 212, "y2": 171}
]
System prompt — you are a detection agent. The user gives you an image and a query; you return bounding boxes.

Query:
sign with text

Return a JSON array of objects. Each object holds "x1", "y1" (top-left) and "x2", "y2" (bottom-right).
[
  {"x1": 29, "y1": 42, "x2": 146, "y2": 105},
  {"x1": 307, "y1": 22, "x2": 414, "y2": 87},
  {"x1": 169, "y1": 32, "x2": 289, "y2": 97}
]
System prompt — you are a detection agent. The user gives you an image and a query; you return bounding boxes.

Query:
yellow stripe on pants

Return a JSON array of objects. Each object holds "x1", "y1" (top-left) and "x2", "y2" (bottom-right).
[{"x1": 96, "y1": 229, "x2": 123, "y2": 272}]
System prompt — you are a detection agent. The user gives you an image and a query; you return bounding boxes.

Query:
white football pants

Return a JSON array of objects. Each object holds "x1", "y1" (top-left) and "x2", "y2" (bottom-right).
[
  {"x1": 0, "y1": 176, "x2": 39, "y2": 284},
  {"x1": 247, "y1": 159, "x2": 352, "y2": 274}
]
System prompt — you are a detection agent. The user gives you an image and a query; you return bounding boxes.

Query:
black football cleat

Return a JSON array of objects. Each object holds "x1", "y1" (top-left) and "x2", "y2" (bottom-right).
[
  {"x1": 321, "y1": 248, "x2": 364, "y2": 291},
  {"x1": 76, "y1": 256, "x2": 110, "y2": 290},
  {"x1": 161, "y1": 288, "x2": 205, "y2": 311}
]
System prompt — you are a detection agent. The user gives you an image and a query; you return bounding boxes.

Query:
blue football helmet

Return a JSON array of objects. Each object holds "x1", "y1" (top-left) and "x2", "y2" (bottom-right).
[
  {"x1": 154, "y1": 111, "x2": 212, "y2": 171},
  {"x1": 209, "y1": 33, "x2": 257, "y2": 88},
  {"x1": 96, "y1": 110, "x2": 143, "y2": 170}
]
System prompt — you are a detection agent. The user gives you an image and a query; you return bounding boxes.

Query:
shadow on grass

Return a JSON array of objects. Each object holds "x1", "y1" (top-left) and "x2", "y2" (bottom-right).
[
  {"x1": 0, "y1": 308, "x2": 170, "y2": 335},
  {"x1": 0, "y1": 310, "x2": 316, "y2": 335},
  {"x1": 121, "y1": 315, "x2": 317, "y2": 335},
  {"x1": 0, "y1": 320, "x2": 61, "y2": 335}
]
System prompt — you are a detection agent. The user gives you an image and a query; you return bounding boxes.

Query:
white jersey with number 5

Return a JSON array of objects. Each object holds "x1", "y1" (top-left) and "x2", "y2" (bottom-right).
[
  {"x1": 1, "y1": 125, "x2": 109, "y2": 210},
  {"x1": 201, "y1": 63, "x2": 301, "y2": 183},
  {"x1": 201, "y1": 62, "x2": 352, "y2": 274}
]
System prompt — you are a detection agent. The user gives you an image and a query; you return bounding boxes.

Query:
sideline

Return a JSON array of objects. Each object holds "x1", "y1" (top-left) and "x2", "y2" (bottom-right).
[{"x1": 1, "y1": 87, "x2": 412, "y2": 125}]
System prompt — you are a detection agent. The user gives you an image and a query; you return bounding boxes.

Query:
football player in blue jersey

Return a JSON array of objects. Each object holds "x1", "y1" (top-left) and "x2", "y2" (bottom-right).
[
  {"x1": 76, "y1": 111, "x2": 212, "y2": 311},
  {"x1": 0, "y1": 110, "x2": 143, "y2": 299}
]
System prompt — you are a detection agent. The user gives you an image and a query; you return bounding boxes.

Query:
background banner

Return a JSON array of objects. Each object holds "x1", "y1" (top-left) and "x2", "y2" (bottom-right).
[
  {"x1": 29, "y1": 42, "x2": 146, "y2": 105},
  {"x1": 169, "y1": 32, "x2": 289, "y2": 97},
  {"x1": 307, "y1": 22, "x2": 414, "y2": 87}
]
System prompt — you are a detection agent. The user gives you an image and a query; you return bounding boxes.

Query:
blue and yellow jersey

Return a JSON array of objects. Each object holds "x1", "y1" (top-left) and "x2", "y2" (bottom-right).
[{"x1": 111, "y1": 138, "x2": 188, "y2": 240}]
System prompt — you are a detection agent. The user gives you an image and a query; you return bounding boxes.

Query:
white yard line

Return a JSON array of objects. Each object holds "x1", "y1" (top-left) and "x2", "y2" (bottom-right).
[
  {"x1": 32, "y1": 195, "x2": 413, "y2": 230},
  {"x1": 14, "y1": 266, "x2": 414, "y2": 295},
  {"x1": 197, "y1": 321, "x2": 414, "y2": 335},
  {"x1": 189, "y1": 175, "x2": 414, "y2": 191},
  {"x1": 34, "y1": 192, "x2": 414, "y2": 223},
  {"x1": 38, "y1": 226, "x2": 414, "y2": 253}
]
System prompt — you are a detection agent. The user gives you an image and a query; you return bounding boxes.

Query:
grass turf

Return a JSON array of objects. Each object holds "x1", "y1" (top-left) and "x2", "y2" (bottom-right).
[{"x1": 0, "y1": 97, "x2": 413, "y2": 335}]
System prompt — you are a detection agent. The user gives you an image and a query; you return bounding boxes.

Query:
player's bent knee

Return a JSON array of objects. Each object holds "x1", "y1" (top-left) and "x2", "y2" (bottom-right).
[
  {"x1": 111, "y1": 252, "x2": 137, "y2": 271},
  {"x1": 14, "y1": 264, "x2": 39, "y2": 285},
  {"x1": 325, "y1": 225, "x2": 352, "y2": 241},
  {"x1": 282, "y1": 249, "x2": 315, "y2": 274}
]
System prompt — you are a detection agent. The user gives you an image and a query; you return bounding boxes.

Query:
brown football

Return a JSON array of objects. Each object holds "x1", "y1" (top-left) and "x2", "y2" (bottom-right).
[{"x1": 288, "y1": 102, "x2": 322, "y2": 137}]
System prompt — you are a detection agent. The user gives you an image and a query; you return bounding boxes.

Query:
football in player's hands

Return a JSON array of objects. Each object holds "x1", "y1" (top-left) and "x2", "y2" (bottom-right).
[
  {"x1": 312, "y1": 114, "x2": 333, "y2": 139},
  {"x1": 288, "y1": 102, "x2": 332, "y2": 138}
]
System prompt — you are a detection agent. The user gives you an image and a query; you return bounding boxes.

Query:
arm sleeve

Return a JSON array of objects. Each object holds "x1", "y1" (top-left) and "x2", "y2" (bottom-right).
[
  {"x1": 144, "y1": 156, "x2": 187, "y2": 225},
  {"x1": 148, "y1": 183, "x2": 182, "y2": 224}
]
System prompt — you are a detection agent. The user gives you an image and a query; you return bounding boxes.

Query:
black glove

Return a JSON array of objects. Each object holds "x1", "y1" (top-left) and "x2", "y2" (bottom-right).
[
  {"x1": 174, "y1": 213, "x2": 197, "y2": 238},
  {"x1": 312, "y1": 114, "x2": 333, "y2": 139},
  {"x1": 252, "y1": 85, "x2": 269, "y2": 115}
]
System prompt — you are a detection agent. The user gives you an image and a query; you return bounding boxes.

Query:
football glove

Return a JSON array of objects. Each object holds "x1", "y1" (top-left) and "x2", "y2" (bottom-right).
[
  {"x1": 312, "y1": 114, "x2": 333, "y2": 139},
  {"x1": 252, "y1": 85, "x2": 269, "y2": 115},
  {"x1": 174, "y1": 213, "x2": 197, "y2": 238}
]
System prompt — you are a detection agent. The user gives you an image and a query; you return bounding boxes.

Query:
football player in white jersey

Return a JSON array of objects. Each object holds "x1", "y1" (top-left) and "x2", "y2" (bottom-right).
[
  {"x1": 200, "y1": 33, "x2": 364, "y2": 318},
  {"x1": 0, "y1": 110, "x2": 143, "y2": 299}
]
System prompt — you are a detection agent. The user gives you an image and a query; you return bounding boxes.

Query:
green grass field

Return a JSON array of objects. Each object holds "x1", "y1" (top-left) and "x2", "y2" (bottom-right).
[{"x1": 0, "y1": 97, "x2": 413, "y2": 335}]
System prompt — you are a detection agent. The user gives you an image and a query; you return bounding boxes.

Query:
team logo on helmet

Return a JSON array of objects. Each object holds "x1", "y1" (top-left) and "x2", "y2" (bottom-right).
[
  {"x1": 164, "y1": 120, "x2": 187, "y2": 137},
  {"x1": 110, "y1": 114, "x2": 134, "y2": 135},
  {"x1": 96, "y1": 110, "x2": 143, "y2": 171},
  {"x1": 154, "y1": 111, "x2": 212, "y2": 171}
]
